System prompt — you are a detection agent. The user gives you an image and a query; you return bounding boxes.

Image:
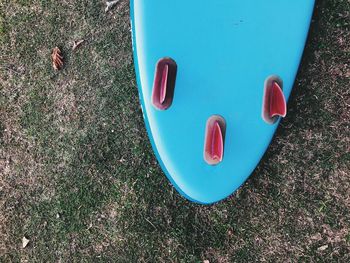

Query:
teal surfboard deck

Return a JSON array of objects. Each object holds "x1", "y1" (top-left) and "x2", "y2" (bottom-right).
[{"x1": 130, "y1": 0, "x2": 315, "y2": 204}]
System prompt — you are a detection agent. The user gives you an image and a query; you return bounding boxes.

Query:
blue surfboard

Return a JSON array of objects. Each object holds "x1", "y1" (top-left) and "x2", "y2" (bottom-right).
[{"x1": 130, "y1": 0, "x2": 315, "y2": 204}]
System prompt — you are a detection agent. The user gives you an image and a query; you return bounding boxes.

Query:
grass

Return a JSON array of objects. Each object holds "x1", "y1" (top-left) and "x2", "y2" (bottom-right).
[{"x1": 0, "y1": 0, "x2": 349, "y2": 262}]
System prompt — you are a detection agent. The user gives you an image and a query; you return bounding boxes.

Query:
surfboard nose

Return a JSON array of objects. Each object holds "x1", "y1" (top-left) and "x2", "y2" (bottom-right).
[{"x1": 152, "y1": 58, "x2": 177, "y2": 110}]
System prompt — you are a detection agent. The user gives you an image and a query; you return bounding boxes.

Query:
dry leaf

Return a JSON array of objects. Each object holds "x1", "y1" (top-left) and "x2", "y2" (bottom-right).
[
  {"x1": 22, "y1": 236, "x2": 30, "y2": 248},
  {"x1": 72, "y1": 40, "x2": 85, "y2": 51},
  {"x1": 318, "y1": 244, "x2": 328, "y2": 251},
  {"x1": 52, "y1": 47, "x2": 63, "y2": 70},
  {"x1": 105, "y1": 0, "x2": 120, "y2": 12}
]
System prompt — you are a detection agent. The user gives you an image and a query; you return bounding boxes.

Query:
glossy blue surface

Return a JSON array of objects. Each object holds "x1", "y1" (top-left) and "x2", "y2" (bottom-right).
[{"x1": 130, "y1": 0, "x2": 315, "y2": 204}]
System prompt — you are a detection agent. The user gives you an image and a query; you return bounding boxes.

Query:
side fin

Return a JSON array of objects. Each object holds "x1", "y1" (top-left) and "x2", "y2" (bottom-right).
[
  {"x1": 152, "y1": 58, "x2": 177, "y2": 110},
  {"x1": 269, "y1": 81, "x2": 287, "y2": 118},
  {"x1": 262, "y1": 76, "x2": 287, "y2": 124}
]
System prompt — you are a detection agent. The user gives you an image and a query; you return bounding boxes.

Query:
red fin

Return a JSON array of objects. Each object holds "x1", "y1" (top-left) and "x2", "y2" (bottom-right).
[
  {"x1": 262, "y1": 77, "x2": 287, "y2": 124},
  {"x1": 211, "y1": 122, "x2": 223, "y2": 162},
  {"x1": 152, "y1": 58, "x2": 177, "y2": 110},
  {"x1": 269, "y1": 81, "x2": 287, "y2": 118},
  {"x1": 159, "y1": 64, "x2": 169, "y2": 104},
  {"x1": 204, "y1": 116, "x2": 226, "y2": 165}
]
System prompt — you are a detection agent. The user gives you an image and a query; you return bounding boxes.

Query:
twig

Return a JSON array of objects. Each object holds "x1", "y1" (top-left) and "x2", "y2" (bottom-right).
[
  {"x1": 0, "y1": 65, "x2": 21, "y2": 74},
  {"x1": 145, "y1": 218, "x2": 157, "y2": 230},
  {"x1": 72, "y1": 40, "x2": 85, "y2": 51},
  {"x1": 105, "y1": 0, "x2": 120, "y2": 13}
]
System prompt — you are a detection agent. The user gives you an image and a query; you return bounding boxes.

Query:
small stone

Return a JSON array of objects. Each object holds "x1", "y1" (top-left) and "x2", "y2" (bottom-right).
[{"x1": 318, "y1": 244, "x2": 328, "y2": 251}]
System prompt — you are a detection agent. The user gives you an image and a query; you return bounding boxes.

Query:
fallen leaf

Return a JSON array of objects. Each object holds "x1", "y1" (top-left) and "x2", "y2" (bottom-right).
[
  {"x1": 22, "y1": 236, "x2": 30, "y2": 248},
  {"x1": 105, "y1": 0, "x2": 120, "y2": 13},
  {"x1": 52, "y1": 47, "x2": 63, "y2": 70},
  {"x1": 318, "y1": 244, "x2": 328, "y2": 251}
]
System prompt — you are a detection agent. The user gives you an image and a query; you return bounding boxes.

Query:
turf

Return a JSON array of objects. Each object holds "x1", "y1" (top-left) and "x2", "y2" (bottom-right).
[{"x1": 0, "y1": 0, "x2": 349, "y2": 262}]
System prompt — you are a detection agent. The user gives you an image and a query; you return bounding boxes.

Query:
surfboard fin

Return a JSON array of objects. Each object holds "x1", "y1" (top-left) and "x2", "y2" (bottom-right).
[
  {"x1": 159, "y1": 64, "x2": 169, "y2": 104},
  {"x1": 152, "y1": 58, "x2": 177, "y2": 110},
  {"x1": 269, "y1": 81, "x2": 287, "y2": 118},
  {"x1": 204, "y1": 116, "x2": 226, "y2": 165},
  {"x1": 262, "y1": 77, "x2": 287, "y2": 124}
]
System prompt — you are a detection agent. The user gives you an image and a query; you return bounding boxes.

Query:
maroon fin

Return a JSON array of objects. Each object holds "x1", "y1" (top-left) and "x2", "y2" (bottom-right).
[
  {"x1": 159, "y1": 64, "x2": 169, "y2": 104},
  {"x1": 204, "y1": 116, "x2": 226, "y2": 165},
  {"x1": 262, "y1": 77, "x2": 287, "y2": 124},
  {"x1": 152, "y1": 58, "x2": 177, "y2": 110},
  {"x1": 269, "y1": 81, "x2": 287, "y2": 118}
]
